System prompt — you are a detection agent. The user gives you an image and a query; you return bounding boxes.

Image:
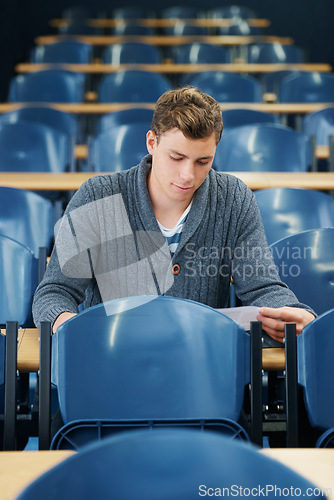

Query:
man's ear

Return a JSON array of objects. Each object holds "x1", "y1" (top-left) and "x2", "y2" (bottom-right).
[{"x1": 146, "y1": 130, "x2": 157, "y2": 155}]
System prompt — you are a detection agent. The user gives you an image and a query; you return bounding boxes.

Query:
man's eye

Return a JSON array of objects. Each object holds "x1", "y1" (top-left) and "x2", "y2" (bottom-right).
[
  {"x1": 170, "y1": 156, "x2": 182, "y2": 161},
  {"x1": 197, "y1": 160, "x2": 209, "y2": 166}
]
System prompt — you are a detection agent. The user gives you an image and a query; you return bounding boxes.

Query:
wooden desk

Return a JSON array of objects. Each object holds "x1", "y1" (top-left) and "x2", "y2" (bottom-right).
[
  {"x1": 1, "y1": 102, "x2": 334, "y2": 115},
  {"x1": 35, "y1": 34, "x2": 294, "y2": 46},
  {"x1": 261, "y1": 449, "x2": 334, "y2": 498},
  {"x1": 15, "y1": 62, "x2": 332, "y2": 74},
  {"x1": 0, "y1": 171, "x2": 334, "y2": 192},
  {"x1": 0, "y1": 328, "x2": 40, "y2": 372},
  {"x1": 0, "y1": 449, "x2": 333, "y2": 500},
  {"x1": 17, "y1": 328, "x2": 40, "y2": 372},
  {"x1": 49, "y1": 18, "x2": 271, "y2": 29},
  {"x1": 0, "y1": 451, "x2": 75, "y2": 500}
]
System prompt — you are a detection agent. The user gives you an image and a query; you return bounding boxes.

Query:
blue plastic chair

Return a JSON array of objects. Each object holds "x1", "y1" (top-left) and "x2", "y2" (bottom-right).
[
  {"x1": 247, "y1": 43, "x2": 304, "y2": 64},
  {"x1": 222, "y1": 109, "x2": 279, "y2": 130},
  {"x1": 297, "y1": 308, "x2": 334, "y2": 447},
  {"x1": 30, "y1": 41, "x2": 93, "y2": 64},
  {"x1": 173, "y1": 42, "x2": 231, "y2": 64},
  {"x1": 303, "y1": 106, "x2": 334, "y2": 145},
  {"x1": 261, "y1": 70, "x2": 299, "y2": 93},
  {"x1": 57, "y1": 23, "x2": 103, "y2": 35},
  {"x1": 101, "y1": 42, "x2": 162, "y2": 65},
  {"x1": 89, "y1": 122, "x2": 151, "y2": 172},
  {"x1": 162, "y1": 22, "x2": 208, "y2": 36},
  {"x1": 96, "y1": 107, "x2": 154, "y2": 134},
  {"x1": 187, "y1": 71, "x2": 262, "y2": 102},
  {"x1": 173, "y1": 43, "x2": 231, "y2": 85},
  {"x1": 214, "y1": 123, "x2": 312, "y2": 172},
  {"x1": 98, "y1": 70, "x2": 171, "y2": 103},
  {"x1": 270, "y1": 228, "x2": 334, "y2": 315},
  {"x1": 18, "y1": 428, "x2": 324, "y2": 499},
  {"x1": 0, "y1": 187, "x2": 54, "y2": 256},
  {"x1": 208, "y1": 6, "x2": 257, "y2": 19},
  {"x1": 112, "y1": 23, "x2": 155, "y2": 36},
  {"x1": 279, "y1": 71, "x2": 334, "y2": 103},
  {"x1": 0, "y1": 122, "x2": 72, "y2": 173},
  {"x1": 0, "y1": 106, "x2": 80, "y2": 143},
  {"x1": 254, "y1": 187, "x2": 334, "y2": 245},
  {"x1": 9, "y1": 70, "x2": 87, "y2": 103},
  {"x1": 0, "y1": 234, "x2": 38, "y2": 327},
  {"x1": 50, "y1": 296, "x2": 251, "y2": 449}
]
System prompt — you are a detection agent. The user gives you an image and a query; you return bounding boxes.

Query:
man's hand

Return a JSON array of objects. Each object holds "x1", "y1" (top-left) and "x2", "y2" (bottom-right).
[
  {"x1": 53, "y1": 312, "x2": 77, "y2": 334},
  {"x1": 256, "y1": 306, "x2": 315, "y2": 343}
]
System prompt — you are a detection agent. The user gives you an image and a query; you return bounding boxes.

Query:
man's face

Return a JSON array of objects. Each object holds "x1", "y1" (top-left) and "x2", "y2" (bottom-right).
[{"x1": 146, "y1": 127, "x2": 217, "y2": 207}]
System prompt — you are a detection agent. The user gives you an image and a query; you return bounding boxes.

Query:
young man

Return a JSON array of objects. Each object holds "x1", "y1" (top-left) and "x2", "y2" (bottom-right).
[{"x1": 32, "y1": 86, "x2": 315, "y2": 339}]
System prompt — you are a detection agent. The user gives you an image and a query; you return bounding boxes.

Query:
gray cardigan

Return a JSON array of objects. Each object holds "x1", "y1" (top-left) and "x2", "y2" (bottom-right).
[{"x1": 32, "y1": 155, "x2": 312, "y2": 328}]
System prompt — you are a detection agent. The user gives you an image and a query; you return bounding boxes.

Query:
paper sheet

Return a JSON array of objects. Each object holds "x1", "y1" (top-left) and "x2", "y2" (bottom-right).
[{"x1": 215, "y1": 306, "x2": 260, "y2": 331}]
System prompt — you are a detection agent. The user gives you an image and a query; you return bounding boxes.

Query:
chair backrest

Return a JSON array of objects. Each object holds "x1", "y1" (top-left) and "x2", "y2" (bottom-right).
[
  {"x1": 162, "y1": 22, "x2": 208, "y2": 36},
  {"x1": 17, "y1": 429, "x2": 324, "y2": 500},
  {"x1": 303, "y1": 106, "x2": 334, "y2": 145},
  {"x1": 96, "y1": 107, "x2": 154, "y2": 134},
  {"x1": 222, "y1": 109, "x2": 279, "y2": 130},
  {"x1": 247, "y1": 43, "x2": 304, "y2": 64},
  {"x1": 0, "y1": 122, "x2": 71, "y2": 173},
  {"x1": 254, "y1": 187, "x2": 334, "y2": 245},
  {"x1": 270, "y1": 228, "x2": 334, "y2": 315},
  {"x1": 0, "y1": 234, "x2": 38, "y2": 327},
  {"x1": 261, "y1": 70, "x2": 299, "y2": 94},
  {"x1": 98, "y1": 70, "x2": 171, "y2": 103},
  {"x1": 0, "y1": 187, "x2": 54, "y2": 256},
  {"x1": 54, "y1": 296, "x2": 250, "y2": 424},
  {"x1": 0, "y1": 106, "x2": 80, "y2": 142},
  {"x1": 31, "y1": 41, "x2": 93, "y2": 64},
  {"x1": 101, "y1": 42, "x2": 162, "y2": 65},
  {"x1": 112, "y1": 23, "x2": 155, "y2": 36},
  {"x1": 57, "y1": 23, "x2": 103, "y2": 35},
  {"x1": 9, "y1": 70, "x2": 87, "y2": 103},
  {"x1": 89, "y1": 122, "x2": 150, "y2": 171},
  {"x1": 297, "y1": 308, "x2": 334, "y2": 430},
  {"x1": 173, "y1": 42, "x2": 231, "y2": 64},
  {"x1": 214, "y1": 123, "x2": 312, "y2": 172},
  {"x1": 279, "y1": 71, "x2": 334, "y2": 103},
  {"x1": 187, "y1": 71, "x2": 262, "y2": 102}
]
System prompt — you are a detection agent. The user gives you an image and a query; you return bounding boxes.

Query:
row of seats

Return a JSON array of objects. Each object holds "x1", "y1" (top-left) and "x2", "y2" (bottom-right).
[
  {"x1": 30, "y1": 41, "x2": 305, "y2": 65},
  {"x1": 0, "y1": 106, "x2": 334, "y2": 173},
  {"x1": 8, "y1": 69, "x2": 334, "y2": 104}
]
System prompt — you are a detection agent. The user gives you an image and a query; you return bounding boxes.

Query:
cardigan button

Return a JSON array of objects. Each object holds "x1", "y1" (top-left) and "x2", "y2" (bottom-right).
[{"x1": 172, "y1": 264, "x2": 181, "y2": 275}]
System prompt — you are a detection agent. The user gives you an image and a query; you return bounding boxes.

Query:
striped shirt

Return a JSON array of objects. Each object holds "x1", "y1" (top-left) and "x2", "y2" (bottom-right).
[{"x1": 157, "y1": 202, "x2": 192, "y2": 255}]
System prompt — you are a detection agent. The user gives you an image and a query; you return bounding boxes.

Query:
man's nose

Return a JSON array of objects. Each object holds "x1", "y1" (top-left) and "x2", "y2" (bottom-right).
[{"x1": 179, "y1": 162, "x2": 195, "y2": 182}]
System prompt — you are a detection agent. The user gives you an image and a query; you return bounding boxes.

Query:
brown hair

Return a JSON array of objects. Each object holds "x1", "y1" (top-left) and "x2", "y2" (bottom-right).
[{"x1": 151, "y1": 86, "x2": 223, "y2": 144}]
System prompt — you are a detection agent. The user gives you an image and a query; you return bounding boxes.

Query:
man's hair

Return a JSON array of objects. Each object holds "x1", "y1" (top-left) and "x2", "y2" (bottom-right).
[{"x1": 151, "y1": 86, "x2": 223, "y2": 144}]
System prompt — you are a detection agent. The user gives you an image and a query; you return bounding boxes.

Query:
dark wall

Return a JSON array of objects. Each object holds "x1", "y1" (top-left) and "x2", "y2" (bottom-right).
[{"x1": 0, "y1": 0, "x2": 333, "y2": 101}]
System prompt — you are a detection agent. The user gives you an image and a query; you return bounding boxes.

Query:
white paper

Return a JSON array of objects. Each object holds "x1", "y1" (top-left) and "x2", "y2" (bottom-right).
[{"x1": 215, "y1": 306, "x2": 260, "y2": 331}]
